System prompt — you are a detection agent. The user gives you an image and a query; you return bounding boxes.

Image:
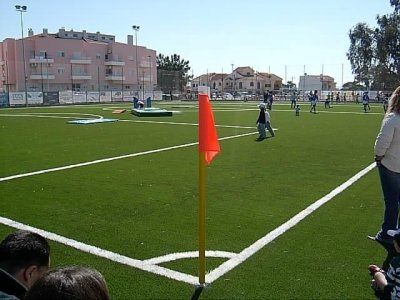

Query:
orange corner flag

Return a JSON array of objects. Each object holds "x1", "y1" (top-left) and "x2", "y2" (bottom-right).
[{"x1": 199, "y1": 93, "x2": 220, "y2": 165}]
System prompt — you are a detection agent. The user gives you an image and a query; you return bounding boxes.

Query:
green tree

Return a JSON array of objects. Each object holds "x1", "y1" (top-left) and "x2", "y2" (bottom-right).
[
  {"x1": 342, "y1": 81, "x2": 365, "y2": 91},
  {"x1": 346, "y1": 23, "x2": 374, "y2": 88},
  {"x1": 373, "y1": 12, "x2": 400, "y2": 90},
  {"x1": 391, "y1": 0, "x2": 400, "y2": 11},
  {"x1": 156, "y1": 54, "x2": 192, "y2": 97},
  {"x1": 347, "y1": 1, "x2": 400, "y2": 90}
]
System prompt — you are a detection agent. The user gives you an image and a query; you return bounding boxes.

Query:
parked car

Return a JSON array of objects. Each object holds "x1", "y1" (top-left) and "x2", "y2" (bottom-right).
[{"x1": 222, "y1": 93, "x2": 234, "y2": 100}]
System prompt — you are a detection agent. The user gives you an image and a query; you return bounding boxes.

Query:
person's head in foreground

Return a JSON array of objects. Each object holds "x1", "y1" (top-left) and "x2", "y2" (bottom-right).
[
  {"x1": 24, "y1": 266, "x2": 109, "y2": 300},
  {"x1": 0, "y1": 230, "x2": 50, "y2": 289}
]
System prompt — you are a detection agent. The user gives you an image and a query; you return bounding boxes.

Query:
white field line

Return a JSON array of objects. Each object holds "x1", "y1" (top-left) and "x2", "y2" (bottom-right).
[
  {"x1": 0, "y1": 108, "x2": 376, "y2": 284},
  {"x1": 0, "y1": 112, "x2": 255, "y2": 129},
  {"x1": 143, "y1": 250, "x2": 237, "y2": 265},
  {"x1": 205, "y1": 162, "x2": 377, "y2": 283},
  {"x1": 118, "y1": 119, "x2": 255, "y2": 129},
  {"x1": 0, "y1": 216, "x2": 199, "y2": 285},
  {"x1": 0, "y1": 131, "x2": 258, "y2": 183},
  {"x1": 0, "y1": 112, "x2": 103, "y2": 119},
  {"x1": 0, "y1": 162, "x2": 376, "y2": 286}
]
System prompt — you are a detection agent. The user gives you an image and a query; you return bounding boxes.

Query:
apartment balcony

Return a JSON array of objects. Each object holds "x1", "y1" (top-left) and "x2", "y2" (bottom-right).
[
  {"x1": 29, "y1": 56, "x2": 54, "y2": 64},
  {"x1": 30, "y1": 73, "x2": 55, "y2": 80},
  {"x1": 105, "y1": 74, "x2": 125, "y2": 81},
  {"x1": 72, "y1": 73, "x2": 92, "y2": 80},
  {"x1": 104, "y1": 60, "x2": 125, "y2": 66},
  {"x1": 70, "y1": 57, "x2": 92, "y2": 64}
]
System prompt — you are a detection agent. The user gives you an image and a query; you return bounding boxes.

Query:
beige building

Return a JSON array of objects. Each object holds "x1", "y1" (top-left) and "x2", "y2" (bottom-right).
[{"x1": 191, "y1": 66, "x2": 283, "y2": 95}]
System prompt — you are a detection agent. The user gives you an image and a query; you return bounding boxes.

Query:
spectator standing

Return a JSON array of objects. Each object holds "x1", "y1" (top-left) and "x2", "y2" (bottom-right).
[
  {"x1": 336, "y1": 92, "x2": 340, "y2": 103},
  {"x1": 0, "y1": 230, "x2": 50, "y2": 299},
  {"x1": 290, "y1": 92, "x2": 297, "y2": 108},
  {"x1": 267, "y1": 92, "x2": 274, "y2": 110},
  {"x1": 373, "y1": 86, "x2": 400, "y2": 250},
  {"x1": 324, "y1": 93, "x2": 331, "y2": 108}
]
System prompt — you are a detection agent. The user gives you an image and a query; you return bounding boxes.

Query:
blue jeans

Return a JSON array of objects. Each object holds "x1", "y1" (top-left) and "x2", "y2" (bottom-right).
[
  {"x1": 377, "y1": 164, "x2": 400, "y2": 242},
  {"x1": 257, "y1": 123, "x2": 266, "y2": 138},
  {"x1": 257, "y1": 122, "x2": 274, "y2": 138}
]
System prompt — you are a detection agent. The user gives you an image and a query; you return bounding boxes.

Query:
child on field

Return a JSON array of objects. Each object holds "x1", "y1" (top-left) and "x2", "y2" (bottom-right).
[
  {"x1": 256, "y1": 103, "x2": 275, "y2": 141},
  {"x1": 363, "y1": 91, "x2": 371, "y2": 112},
  {"x1": 295, "y1": 105, "x2": 301, "y2": 116},
  {"x1": 369, "y1": 229, "x2": 400, "y2": 299}
]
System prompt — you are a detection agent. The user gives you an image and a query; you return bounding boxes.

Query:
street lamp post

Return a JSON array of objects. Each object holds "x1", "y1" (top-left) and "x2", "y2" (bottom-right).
[
  {"x1": 15, "y1": 5, "x2": 28, "y2": 106},
  {"x1": 148, "y1": 55, "x2": 153, "y2": 99},
  {"x1": 132, "y1": 25, "x2": 140, "y2": 98},
  {"x1": 231, "y1": 63, "x2": 234, "y2": 94}
]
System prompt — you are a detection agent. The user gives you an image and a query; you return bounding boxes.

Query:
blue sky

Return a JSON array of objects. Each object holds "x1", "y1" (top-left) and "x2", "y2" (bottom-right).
[{"x1": 0, "y1": 0, "x2": 394, "y2": 87}]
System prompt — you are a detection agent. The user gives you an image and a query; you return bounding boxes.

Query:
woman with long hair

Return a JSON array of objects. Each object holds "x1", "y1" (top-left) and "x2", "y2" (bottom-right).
[{"x1": 374, "y1": 85, "x2": 400, "y2": 248}]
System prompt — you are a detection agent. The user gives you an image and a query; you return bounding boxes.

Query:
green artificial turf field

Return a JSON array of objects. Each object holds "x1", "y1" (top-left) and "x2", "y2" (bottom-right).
[{"x1": 0, "y1": 100, "x2": 387, "y2": 299}]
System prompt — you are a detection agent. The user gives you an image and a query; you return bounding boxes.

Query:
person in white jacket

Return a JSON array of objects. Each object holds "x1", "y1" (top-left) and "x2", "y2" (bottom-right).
[{"x1": 373, "y1": 85, "x2": 400, "y2": 246}]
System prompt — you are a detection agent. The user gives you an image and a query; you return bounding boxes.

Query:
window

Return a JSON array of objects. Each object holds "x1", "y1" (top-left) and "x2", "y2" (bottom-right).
[
  {"x1": 96, "y1": 54, "x2": 101, "y2": 59},
  {"x1": 250, "y1": 82, "x2": 254, "y2": 87},
  {"x1": 57, "y1": 51, "x2": 65, "y2": 57},
  {"x1": 124, "y1": 85, "x2": 130, "y2": 89},
  {"x1": 39, "y1": 51, "x2": 47, "y2": 58},
  {"x1": 73, "y1": 34, "x2": 78, "y2": 38},
  {"x1": 72, "y1": 83, "x2": 81, "y2": 91},
  {"x1": 57, "y1": 68, "x2": 65, "y2": 74},
  {"x1": 101, "y1": 36, "x2": 106, "y2": 40}
]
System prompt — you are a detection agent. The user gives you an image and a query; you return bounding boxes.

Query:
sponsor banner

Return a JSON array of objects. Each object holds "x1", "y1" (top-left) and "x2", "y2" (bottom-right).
[
  {"x1": 153, "y1": 91, "x2": 162, "y2": 101},
  {"x1": 43, "y1": 92, "x2": 59, "y2": 105},
  {"x1": 9, "y1": 92, "x2": 26, "y2": 105},
  {"x1": 27, "y1": 92, "x2": 44, "y2": 105},
  {"x1": 111, "y1": 91, "x2": 123, "y2": 101},
  {"x1": 59, "y1": 91, "x2": 73, "y2": 104},
  {"x1": 87, "y1": 92, "x2": 100, "y2": 103},
  {"x1": 100, "y1": 91, "x2": 111, "y2": 103},
  {"x1": 122, "y1": 91, "x2": 135, "y2": 102},
  {"x1": 72, "y1": 92, "x2": 86, "y2": 104},
  {"x1": 0, "y1": 93, "x2": 9, "y2": 107}
]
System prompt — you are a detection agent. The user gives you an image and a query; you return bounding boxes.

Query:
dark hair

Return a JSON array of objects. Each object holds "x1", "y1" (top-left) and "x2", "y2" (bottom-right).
[
  {"x1": 0, "y1": 230, "x2": 50, "y2": 275},
  {"x1": 24, "y1": 266, "x2": 110, "y2": 300}
]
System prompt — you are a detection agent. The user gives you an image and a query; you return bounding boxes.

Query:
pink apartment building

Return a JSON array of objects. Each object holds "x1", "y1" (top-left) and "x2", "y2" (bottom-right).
[{"x1": 0, "y1": 28, "x2": 157, "y2": 95}]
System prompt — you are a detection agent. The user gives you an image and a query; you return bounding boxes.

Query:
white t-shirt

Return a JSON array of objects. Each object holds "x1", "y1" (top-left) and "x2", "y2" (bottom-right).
[
  {"x1": 264, "y1": 110, "x2": 271, "y2": 123},
  {"x1": 374, "y1": 113, "x2": 400, "y2": 173}
]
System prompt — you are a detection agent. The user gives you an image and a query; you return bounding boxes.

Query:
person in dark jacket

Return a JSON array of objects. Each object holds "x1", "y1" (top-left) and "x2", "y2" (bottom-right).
[
  {"x1": 256, "y1": 103, "x2": 275, "y2": 141},
  {"x1": 0, "y1": 230, "x2": 50, "y2": 299}
]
